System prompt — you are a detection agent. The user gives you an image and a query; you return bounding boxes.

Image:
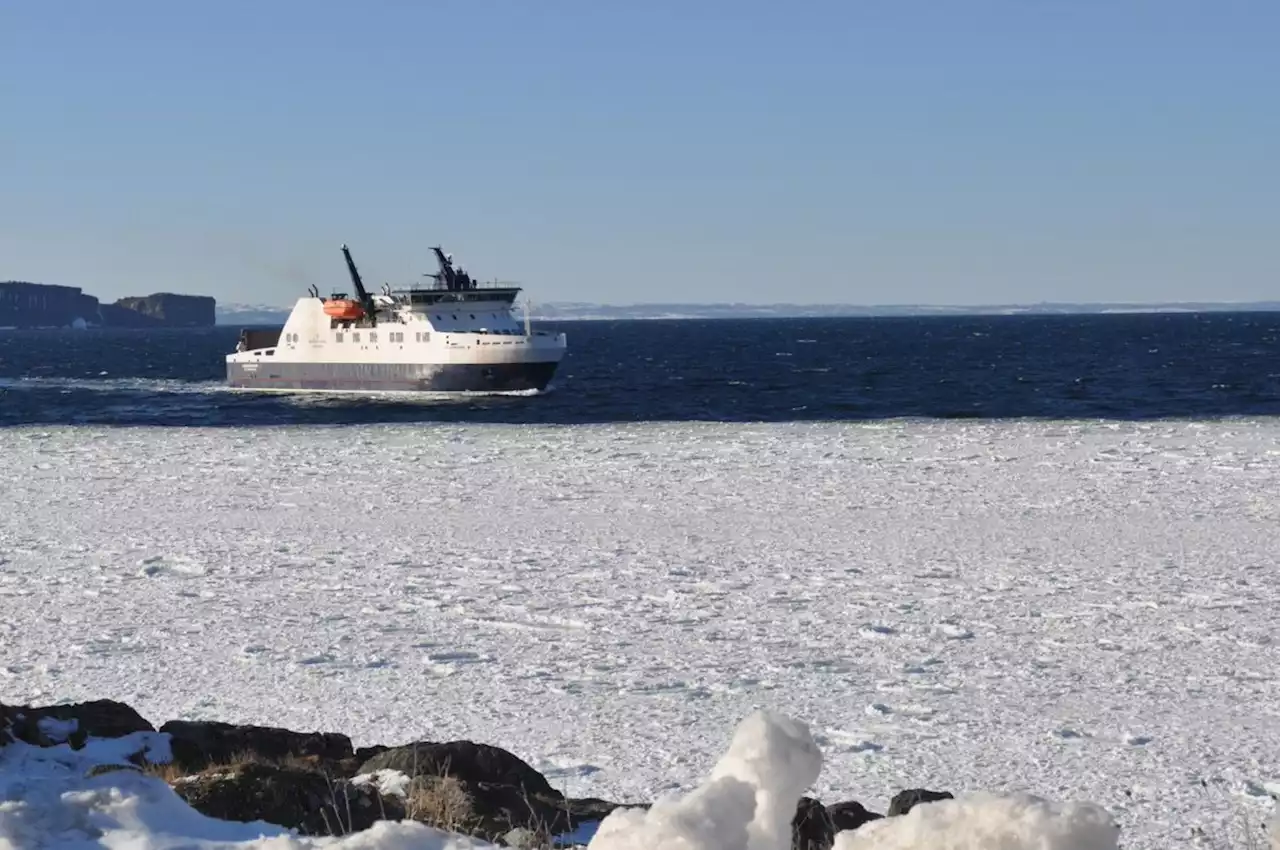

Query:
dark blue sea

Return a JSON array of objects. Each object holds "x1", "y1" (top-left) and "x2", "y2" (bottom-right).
[{"x1": 1, "y1": 314, "x2": 1279, "y2": 427}]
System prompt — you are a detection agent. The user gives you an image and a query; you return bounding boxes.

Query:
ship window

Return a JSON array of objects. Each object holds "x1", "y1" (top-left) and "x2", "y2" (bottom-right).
[
  {"x1": 422, "y1": 332, "x2": 430, "y2": 342},
  {"x1": 434, "y1": 314, "x2": 441, "y2": 321},
  {"x1": 452, "y1": 314, "x2": 458, "y2": 320},
  {"x1": 352, "y1": 332, "x2": 360, "y2": 342},
  {"x1": 335, "y1": 332, "x2": 343, "y2": 342},
  {"x1": 369, "y1": 332, "x2": 377, "y2": 342},
  {"x1": 469, "y1": 313, "x2": 476, "y2": 319}
]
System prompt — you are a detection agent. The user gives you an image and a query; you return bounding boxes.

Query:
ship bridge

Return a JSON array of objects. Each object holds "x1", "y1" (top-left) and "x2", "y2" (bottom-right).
[{"x1": 392, "y1": 285, "x2": 522, "y2": 309}]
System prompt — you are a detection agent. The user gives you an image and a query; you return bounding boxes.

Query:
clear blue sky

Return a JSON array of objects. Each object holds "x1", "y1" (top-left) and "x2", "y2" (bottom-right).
[{"x1": 4, "y1": 0, "x2": 1278, "y2": 306}]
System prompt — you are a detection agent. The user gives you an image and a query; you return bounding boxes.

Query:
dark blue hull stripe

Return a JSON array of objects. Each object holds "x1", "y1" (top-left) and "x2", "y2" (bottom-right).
[{"x1": 226, "y1": 360, "x2": 560, "y2": 392}]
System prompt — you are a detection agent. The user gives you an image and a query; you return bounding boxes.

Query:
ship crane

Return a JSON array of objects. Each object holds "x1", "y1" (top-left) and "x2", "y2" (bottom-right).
[{"x1": 328, "y1": 244, "x2": 376, "y2": 325}]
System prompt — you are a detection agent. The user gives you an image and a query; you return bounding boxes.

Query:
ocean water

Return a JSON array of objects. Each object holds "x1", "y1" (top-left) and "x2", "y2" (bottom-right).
[{"x1": 1, "y1": 313, "x2": 1279, "y2": 426}]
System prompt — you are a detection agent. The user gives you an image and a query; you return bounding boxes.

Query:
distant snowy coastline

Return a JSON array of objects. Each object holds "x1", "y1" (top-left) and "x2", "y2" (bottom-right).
[
  {"x1": 1, "y1": 698, "x2": 1150, "y2": 850},
  {"x1": 215, "y1": 300, "x2": 1280, "y2": 325}
]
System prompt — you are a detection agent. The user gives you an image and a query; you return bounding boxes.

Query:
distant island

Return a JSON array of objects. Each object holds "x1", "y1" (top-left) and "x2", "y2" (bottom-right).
[
  {"x1": 215, "y1": 298, "x2": 1280, "y2": 325},
  {"x1": 0, "y1": 281, "x2": 216, "y2": 329}
]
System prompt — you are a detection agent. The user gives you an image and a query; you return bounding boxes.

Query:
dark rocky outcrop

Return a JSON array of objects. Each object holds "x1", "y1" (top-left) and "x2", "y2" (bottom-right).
[
  {"x1": 101, "y1": 293, "x2": 216, "y2": 328},
  {"x1": 393, "y1": 775, "x2": 635, "y2": 844},
  {"x1": 792, "y1": 796, "x2": 836, "y2": 849},
  {"x1": 827, "y1": 799, "x2": 883, "y2": 832},
  {"x1": 887, "y1": 787, "x2": 954, "y2": 816},
  {"x1": 356, "y1": 739, "x2": 630, "y2": 842},
  {"x1": 358, "y1": 740, "x2": 557, "y2": 798},
  {"x1": 355, "y1": 743, "x2": 390, "y2": 764},
  {"x1": 0, "y1": 699, "x2": 154, "y2": 748},
  {"x1": 173, "y1": 762, "x2": 400, "y2": 836},
  {"x1": 158, "y1": 720, "x2": 355, "y2": 775}
]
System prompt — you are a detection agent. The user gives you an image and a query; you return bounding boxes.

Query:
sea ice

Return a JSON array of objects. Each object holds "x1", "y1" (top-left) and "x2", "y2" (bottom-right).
[{"x1": 2, "y1": 419, "x2": 1278, "y2": 848}]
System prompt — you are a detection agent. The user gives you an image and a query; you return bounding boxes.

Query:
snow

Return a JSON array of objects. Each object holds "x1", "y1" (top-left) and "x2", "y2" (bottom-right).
[
  {"x1": 589, "y1": 709, "x2": 822, "y2": 850},
  {"x1": 2, "y1": 419, "x2": 1280, "y2": 849},
  {"x1": 831, "y1": 794, "x2": 1118, "y2": 850},
  {"x1": 36, "y1": 718, "x2": 80, "y2": 744},
  {"x1": 350, "y1": 770, "x2": 414, "y2": 800}
]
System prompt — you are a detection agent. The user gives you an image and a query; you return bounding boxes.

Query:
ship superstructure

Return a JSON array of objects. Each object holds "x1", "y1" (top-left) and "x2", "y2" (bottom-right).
[{"x1": 225, "y1": 244, "x2": 567, "y2": 392}]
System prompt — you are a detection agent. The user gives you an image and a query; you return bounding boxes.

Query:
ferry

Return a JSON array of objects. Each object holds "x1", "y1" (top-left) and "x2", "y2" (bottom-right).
[{"x1": 226, "y1": 244, "x2": 567, "y2": 393}]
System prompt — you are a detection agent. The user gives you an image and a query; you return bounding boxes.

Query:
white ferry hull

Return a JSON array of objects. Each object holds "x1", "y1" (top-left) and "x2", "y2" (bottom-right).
[
  {"x1": 226, "y1": 358, "x2": 560, "y2": 393},
  {"x1": 225, "y1": 245, "x2": 568, "y2": 395}
]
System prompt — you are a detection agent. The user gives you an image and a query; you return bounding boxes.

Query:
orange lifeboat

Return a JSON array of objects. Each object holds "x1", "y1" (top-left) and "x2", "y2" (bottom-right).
[{"x1": 323, "y1": 298, "x2": 365, "y2": 320}]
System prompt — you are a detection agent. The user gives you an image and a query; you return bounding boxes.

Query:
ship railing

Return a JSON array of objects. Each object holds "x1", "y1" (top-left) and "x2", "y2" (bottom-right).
[{"x1": 405, "y1": 279, "x2": 523, "y2": 292}]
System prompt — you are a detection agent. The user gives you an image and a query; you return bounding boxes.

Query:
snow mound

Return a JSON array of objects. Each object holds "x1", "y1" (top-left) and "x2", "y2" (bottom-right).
[
  {"x1": 588, "y1": 709, "x2": 821, "y2": 850},
  {"x1": 587, "y1": 710, "x2": 1119, "y2": 850},
  {"x1": 832, "y1": 792, "x2": 1120, "y2": 850}
]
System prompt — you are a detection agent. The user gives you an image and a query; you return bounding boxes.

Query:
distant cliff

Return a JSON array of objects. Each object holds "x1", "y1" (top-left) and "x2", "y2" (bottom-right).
[
  {"x1": 0, "y1": 281, "x2": 215, "y2": 329},
  {"x1": 101, "y1": 293, "x2": 217, "y2": 328},
  {"x1": 0, "y1": 281, "x2": 102, "y2": 329}
]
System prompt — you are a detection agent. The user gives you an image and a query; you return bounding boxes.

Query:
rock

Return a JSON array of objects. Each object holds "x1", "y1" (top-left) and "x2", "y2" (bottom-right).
[
  {"x1": 560, "y1": 796, "x2": 636, "y2": 825},
  {"x1": 355, "y1": 744, "x2": 389, "y2": 764},
  {"x1": 792, "y1": 796, "x2": 836, "y2": 849},
  {"x1": 358, "y1": 740, "x2": 557, "y2": 798},
  {"x1": 173, "y1": 761, "x2": 402, "y2": 836},
  {"x1": 547, "y1": 795, "x2": 639, "y2": 840},
  {"x1": 0, "y1": 699, "x2": 153, "y2": 747},
  {"x1": 402, "y1": 774, "x2": 542, "y2": 841},
  {"x1": 87, "y1": 763, "x2": 144, "y2": 778},
  {"x1": 827, "y1": 800, "x2": 883, "y2": 833},
  {"x1": 502, "y1": 827, "x2": 543, "y2": 848},
  {"x1": 887, "y1": 788, "x2": 954, "y2": 816},
  {"x1": 158, "y1": 720, "x2": 354, "y2": 775},
  {"x1": 1, "y1": 704, "x2": 15, "y2": 745},
  {"x1": 398, "y1": 774, "x2": 623, "y2": 843}
]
